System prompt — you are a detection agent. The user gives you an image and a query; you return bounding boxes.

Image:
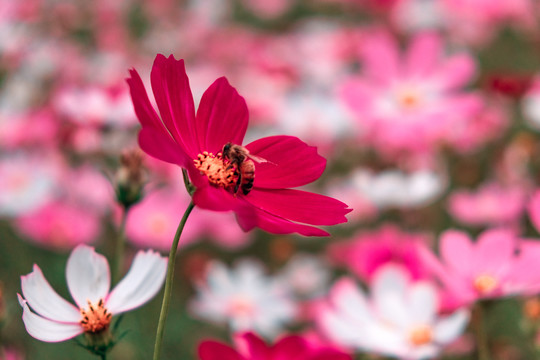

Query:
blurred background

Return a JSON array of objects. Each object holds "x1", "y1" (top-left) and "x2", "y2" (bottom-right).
[{"x1": 2, "y1": 0, "x2": 540, "y2": 359}]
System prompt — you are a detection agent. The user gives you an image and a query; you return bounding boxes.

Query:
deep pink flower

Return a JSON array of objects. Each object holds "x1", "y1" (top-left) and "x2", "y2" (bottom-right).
[
  {"x1": 127, "y1": 54, "x2": 350, "y2": 236},
  {"x1": 198, "y1": 332, "x2": 352, "y2": 360},
  {"x1": 329, "y1": 225, "x2": 432, "y2": 282}
]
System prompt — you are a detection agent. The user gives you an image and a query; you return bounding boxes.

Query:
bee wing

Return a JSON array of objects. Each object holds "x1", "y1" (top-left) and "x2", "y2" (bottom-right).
[{"x1": 247, "y1": 154, "x2": 269, "y2": 164}]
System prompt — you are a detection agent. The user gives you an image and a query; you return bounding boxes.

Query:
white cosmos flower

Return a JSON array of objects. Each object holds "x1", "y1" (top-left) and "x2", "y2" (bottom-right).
[
  {"x1": 351, "y1": 168, "x2": 446, "y2": 209},
  {"x1": 319, "y1": 265, "x2": 469, "y2": 360},
  {"x1": 190, "y1": 259, "x2": 297, "y2": 338},
  {"x1": 18, "y1": 245, "x2": 167, "y2": 342}
]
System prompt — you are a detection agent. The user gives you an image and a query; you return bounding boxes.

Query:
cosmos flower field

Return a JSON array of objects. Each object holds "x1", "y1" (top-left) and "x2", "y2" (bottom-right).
[{"x1": 2, "y1": 0, "x2": 540, "y2": 359}]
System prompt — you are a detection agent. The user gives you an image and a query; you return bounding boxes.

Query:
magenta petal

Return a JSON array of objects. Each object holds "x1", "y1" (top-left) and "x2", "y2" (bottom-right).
[
  {"x1": 198, "y1": 341, "x2": 244, "y2": 360},
  {"x1": 138, "y1": 127, "x2": 190, "y2": 167},
  {"x1": 196, "y1": 77, "x2": 248, "y2": 154},
  {"x1": 246, "y1": 189, "x2": 350, "y2": 226},
  {"x1": 235, "y1": 202, "x2": 330, "y2": 237},
  {"x1": 126, "y1": 69, "x2": 163, "y2": 129},
  {"x1": 192, "y1": 185, "x2": 238, "y2": 212},
  {"x1": 272, "y1": 336, "x2": 308, "y2": 359},
  {"x1": 239, "y1": 332, "x2": 269, "y2": 359},
  {"x1": 245, "y1": 136, "x2": 326, "y2": 189},
  {"x1": 150, "y1": 54, "x2": 199, "y2": 157}
]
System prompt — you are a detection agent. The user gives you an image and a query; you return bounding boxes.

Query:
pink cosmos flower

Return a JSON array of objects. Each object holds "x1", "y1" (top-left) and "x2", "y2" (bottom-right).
[
  {"x1": 126, "y1": 187, "x2": 251, "y2": 250},
  {"x1": 318, "y1": 265, "x2": 469, "y2": 359},
  {"x1": 341, "y1": 31, "x2": 481, "y2": 155},
  {"x1": 447, "y1": 183, "x2": 526, "y2": 227},
  {"x1": 329, "y1": 225, "x2": 432, "y2": 282},
  {"x1": 127, "y1": 54, "x2": 350, "y2": 236},
  {"x1": 198, "y1": 332, "x2": 352, "y2": 360},
  {"x1": 18, "y1": 245, "x2": 167, "y2": 342},
  {"x1": 420, "y1": 229, "x2": 540, "y2": 307},
  {"x1": 15, "y1": 201, "x2": 101, "y2": 250}
]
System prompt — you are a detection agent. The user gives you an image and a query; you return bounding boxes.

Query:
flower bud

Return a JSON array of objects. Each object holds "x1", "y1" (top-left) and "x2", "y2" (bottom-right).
[{"x1": 114, "y1": 149, "x2": 147, "y2": 208}]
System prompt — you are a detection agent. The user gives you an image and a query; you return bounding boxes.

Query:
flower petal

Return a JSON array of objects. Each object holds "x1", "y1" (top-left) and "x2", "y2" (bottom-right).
[
  {"x1": 245, "y1": 188, "x2": 350, "y2": 226},
  {"x1": 437, "y1": 54, "x2": 476, "y2": 90},
  {"x1": 473, "y1": 228, "x2": 515, "y2": 275},
  {"x1": 21, "y1": 265, "x2": 81, "y2": 322},
  {"x1": 360, "y1": 31, "x2": 400, "y2": 83},
  {"x1": 273, "y1": 335, "x2": 308, "y2": 359},
  {"x1": 19, "y1": 296, "x2": 83, "y2": 343},
  {"x1": 150, "y1": 54, "x2": 199, "y2": 157},
  {"x1": 406, "y1": 32, "x2": 442, "y2": 76},
  {"x1": 235, "y1": 202, "x2": 329, "y2": 236},
  {"x1": 106, "y1": 249, "x2": 167, "y2": 314},
  {"x1": 126, "y1": 68, "x2": 163, "y2": 129},
  {"x1": 433, "y1": 309, "x2": 470, "y2": 344},
  {"x1": 245, "y1": 136, "x2": 326, "y2": 189},
  {"x1": 192, "y1": 183, "x2": 238, "y2": 212},
  {"x1": 440, "y1": 230, "x2": 474, "y2": 277},
  {"x1": 372, "y1": 265, "x2": 411, "y2": 329},
  {"x1": 196, "y1": 77, "x2": 248, "y2": 154},
  {"x1": 198, "y1": 340, "x2": 244, "y2": 360},
  {"x1": 138, "y1": 127, "x2": 190, "y2": 167},
  {"x1": 407, "y1": 282, "x2": 437, "y2": 325},
  {"x1": 66, "y1": 245, "x2": 110, "y2": 308}
]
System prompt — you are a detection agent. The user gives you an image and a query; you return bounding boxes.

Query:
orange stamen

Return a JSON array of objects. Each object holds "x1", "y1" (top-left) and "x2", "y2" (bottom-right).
[
  {"x1": 194, "y1": 151, "x2": 237, "y2": 188},
  {"x1": 473, "y1": 274, "x2": 498, "y2": 294},
  {"x1": 409, "y1": 324, "x2": 432, "y2": 346},
  {"x1": 80, "y1": 299, "x2": 112, "y2": 333}
]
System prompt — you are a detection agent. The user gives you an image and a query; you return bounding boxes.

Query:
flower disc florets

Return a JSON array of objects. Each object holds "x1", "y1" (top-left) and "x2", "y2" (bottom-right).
[
  {"x1": 194, "y1": 151, "x2": 237, "y2": 189},
  {"x1": 80, "y1": 299, "x2": 112, "y2": 333}
]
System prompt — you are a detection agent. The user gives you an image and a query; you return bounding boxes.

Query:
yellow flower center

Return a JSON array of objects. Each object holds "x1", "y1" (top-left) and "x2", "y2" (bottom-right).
[
  {"x1": 193, "y1": 151, "x2": 237, "y2": 188},
  {"x1": 473, "y1": 274, "x2": 498, "y2": 294},
  {"x1": 80, "y1": 299, "x2": 112, "y2": 333},
  {"x1": 409, "y1": 324, "x2": 433, "y2": 346}
]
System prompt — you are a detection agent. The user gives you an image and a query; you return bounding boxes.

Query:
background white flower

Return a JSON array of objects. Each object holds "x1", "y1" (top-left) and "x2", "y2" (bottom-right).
[
  {"x1": 190, "y1": 259, "x2": 297, "y2": 338},
  {"x1": 318, "y1": 265, "x2": 469, "y2": 359}
]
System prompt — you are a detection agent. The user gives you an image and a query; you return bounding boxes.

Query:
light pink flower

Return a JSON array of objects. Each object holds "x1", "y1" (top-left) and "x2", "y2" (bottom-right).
[
  {"x1": 18, "y1": 245, "x2": 167, "y2": 342},
  {"x1": 15, "y1": 201, "x2": 101, "y2": 250},
  {"x1": 126, "y1": 188, "x2": 251, "y2": 250},
  {"x1": 341, "y1": 31, "x2": 481, "y2": 155},
  {"x1": 420, "y1": 229, "x2": 540, "y2": 307},
  {"x1": 448, "y1": 183, "x2": 527, "y2": 227},
  {"x1": 318, "y1": 265, "x2": 469, "y2": 359}
]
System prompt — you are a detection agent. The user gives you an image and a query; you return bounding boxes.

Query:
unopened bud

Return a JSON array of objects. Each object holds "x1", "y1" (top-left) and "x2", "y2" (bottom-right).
[{"x1": 115, "y1": 149, "x2": 147, "y2": 208}]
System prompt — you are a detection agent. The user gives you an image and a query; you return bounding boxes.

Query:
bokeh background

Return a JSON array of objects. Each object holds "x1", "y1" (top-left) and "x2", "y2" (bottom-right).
[{"x1": 2, "y1": 0, "x2": 540, "y2": 359}]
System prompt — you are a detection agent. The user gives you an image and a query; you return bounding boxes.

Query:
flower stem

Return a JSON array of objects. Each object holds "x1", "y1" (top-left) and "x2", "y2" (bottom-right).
[
  {"x1": 474, "y1": 302, "x2": 491, "y2": 360},
  {"x1": 152, "y1": 200, "x2": 195, "y2": 360},
  {"x1": 113, "y1": 205, "x2": 130, "y2": 284}
]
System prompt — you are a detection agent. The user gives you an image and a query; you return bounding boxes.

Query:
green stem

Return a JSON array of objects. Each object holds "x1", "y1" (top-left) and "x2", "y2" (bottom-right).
[
  {"x1": 113, "y1": 205, "x2": 130, "y2": 284},
  {"x1": 152, "y1": 200, "x2": 195, "y2": 360},
  {"x1": 99, "y1": 354, "x2": 107, "y2": 360},
  {"x1": 474, "y1": 302, "x2": 491, "y2": 360}
]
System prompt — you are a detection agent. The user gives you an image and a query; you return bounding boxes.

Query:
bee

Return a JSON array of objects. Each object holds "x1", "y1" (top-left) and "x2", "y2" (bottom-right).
[{"x1": 222, "y1": 142, "x2": 267, "y2": 195}]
